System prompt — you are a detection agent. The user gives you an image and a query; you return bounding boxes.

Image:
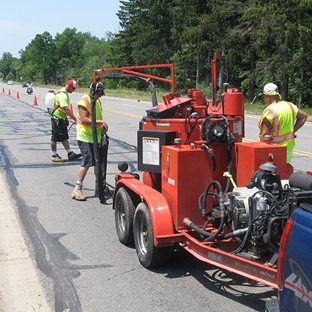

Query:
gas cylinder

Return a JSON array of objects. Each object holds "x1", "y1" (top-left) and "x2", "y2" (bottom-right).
[{"x1": 45, "y1": 90, "x2": 55, "y2": 112}]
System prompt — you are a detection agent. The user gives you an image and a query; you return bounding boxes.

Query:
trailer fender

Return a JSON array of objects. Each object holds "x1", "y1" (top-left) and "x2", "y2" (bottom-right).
[{"x1": 115, "y1": 177, "x2": 174, "y2": 245}]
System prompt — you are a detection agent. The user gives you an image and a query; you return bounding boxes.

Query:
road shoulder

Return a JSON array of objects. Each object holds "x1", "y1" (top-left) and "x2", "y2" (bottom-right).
[{"x1": 0, "y1": 168, "x2": 51, "y2": 312}]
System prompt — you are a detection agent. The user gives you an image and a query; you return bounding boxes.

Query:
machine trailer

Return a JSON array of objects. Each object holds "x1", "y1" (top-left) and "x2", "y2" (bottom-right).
[{"x1": 92, "y1": 53, "x2": 312, "y2": 296}]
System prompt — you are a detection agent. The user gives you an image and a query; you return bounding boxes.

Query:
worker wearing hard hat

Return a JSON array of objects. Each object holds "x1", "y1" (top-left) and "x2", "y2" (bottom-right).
[
  {"x1": 258, "y1": 82, "x2": 307, "y2": 163},
  {"x1": 71, "y1": 81, "x2": 108, "y2": 201}
]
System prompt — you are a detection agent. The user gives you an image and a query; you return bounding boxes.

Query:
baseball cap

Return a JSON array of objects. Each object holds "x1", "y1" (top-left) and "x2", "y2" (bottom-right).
[
  {"x1": 66, "y1": 79, "x2": 79, "y2": 89},
  {"x1": 259, "y1": 83, "x2": 279, "y2": 96}
]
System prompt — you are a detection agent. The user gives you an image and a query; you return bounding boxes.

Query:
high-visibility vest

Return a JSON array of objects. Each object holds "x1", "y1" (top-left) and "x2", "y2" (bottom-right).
[
  {"x1": 76, "y1": 94, "x2": 103, "y2": 143},
  {"x1": 53, "y1": 88, "x2": 69, "y2": 120},
  {"x1": 258, "y1": 101, "x2": 298, "y2": 145},
  {"x1": 259, "y1": 101, "x2": 298, "y2": 163}
]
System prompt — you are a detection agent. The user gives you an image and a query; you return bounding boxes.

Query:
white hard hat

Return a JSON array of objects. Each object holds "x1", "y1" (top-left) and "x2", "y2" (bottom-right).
[{"x1": 261, "y1": 83, "x2": 279, "y2": 95}]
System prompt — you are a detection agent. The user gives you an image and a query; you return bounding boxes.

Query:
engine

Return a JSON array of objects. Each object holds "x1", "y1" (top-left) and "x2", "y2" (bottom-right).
[{"x1": 198, "y1": 165, "x2": 312, "y2": 263}]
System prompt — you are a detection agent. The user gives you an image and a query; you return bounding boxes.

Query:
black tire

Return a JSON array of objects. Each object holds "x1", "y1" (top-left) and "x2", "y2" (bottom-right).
[
  {"x1": 133, "y1": 202, "x2": 167, "y2": 268},
  {"x1": 114, "y1": 187, "x2": 135, "y2": 245}
]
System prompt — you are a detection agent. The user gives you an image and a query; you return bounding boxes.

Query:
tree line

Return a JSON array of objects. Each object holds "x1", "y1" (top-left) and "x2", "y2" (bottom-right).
[{"x1": 1, "y1": 0, "x2": 312, "y2": 106}]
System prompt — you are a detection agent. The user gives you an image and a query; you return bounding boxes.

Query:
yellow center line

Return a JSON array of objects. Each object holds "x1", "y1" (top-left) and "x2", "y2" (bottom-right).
[
  {"x1": 103, "y1": 107, "x2": 142, "y2": 119},
  {"x1": 103, "y1": 109, "x2": 312, "y2": 159},
  {"x1": 292, "y1": 149, "x2": 312, "y2": 157}
]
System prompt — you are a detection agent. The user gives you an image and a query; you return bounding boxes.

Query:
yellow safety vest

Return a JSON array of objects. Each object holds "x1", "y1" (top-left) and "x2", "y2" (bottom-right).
[
  {"x1": 76, "y1": 94, "x2": 102, "y2": 143},
  {"x1": 53, "y1": 88, "x2": 69, "y2": 120},
  {"x1": 259, "y1": 100, "x2": 298, "y2": 162}
]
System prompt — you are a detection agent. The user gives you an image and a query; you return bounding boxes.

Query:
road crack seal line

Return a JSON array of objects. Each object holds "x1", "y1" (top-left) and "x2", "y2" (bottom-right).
[
  {"x1": 1, "y1": 144, "x2": 112, "y2": 312},
  {"x1": 0, "y1": 145, "x2": 19, "y2": 185},
  {"x1": 18, "y1": 204, "x2": 113, "y2": 312}
]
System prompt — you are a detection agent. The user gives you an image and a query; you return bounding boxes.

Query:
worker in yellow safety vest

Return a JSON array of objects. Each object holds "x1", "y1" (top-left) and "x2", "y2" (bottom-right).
[
  {"x1": 71, "y1": 81, "x2": 109, "y2": 201},
  {"x1": 50, "y1": 79, "x2": 81, "y2": 162},
  {"x1": 258, "y1": 82, "x2": 307, "y2": 163}
]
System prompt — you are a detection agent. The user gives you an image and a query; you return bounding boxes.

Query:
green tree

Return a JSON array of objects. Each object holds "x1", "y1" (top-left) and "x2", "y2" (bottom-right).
[
  {"x1": 113, "y1": 0, "x2": 174, "y2": 89},
  {"x1": 75, "y1": 35, "x2": 113, "y2": 86},
  {"x1": 21, "y1": 31, "x2": 57, "y2": 84},
  {"x1": 0, "y1": 53, "x2": 14, "y2": 80},
  {"x1": 170, "y1": 0, "x2": 211, "y2": 91},
  {"x1": 287, "y1": 0, "x2": 312, "y2": 105},
  {"x1": 54, "y1": 28, "x2": 85, "y2": 84},
  {"x1": 2, "y1": 0, "x2": 312, "y2": 105},
  {"x1": 112, "y1": 0, "x2": 138, "y2": 66}
]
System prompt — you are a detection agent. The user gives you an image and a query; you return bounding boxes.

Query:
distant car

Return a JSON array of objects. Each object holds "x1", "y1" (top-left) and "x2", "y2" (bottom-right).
[
  {"x1": 22, "y1": 81, "x2": 31, "y2": 87},
  {"x1": 7, "y1": 80, "x2": 13, "y2": 85}
]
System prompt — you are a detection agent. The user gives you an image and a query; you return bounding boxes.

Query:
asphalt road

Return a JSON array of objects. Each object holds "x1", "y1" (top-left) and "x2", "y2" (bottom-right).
[{"x1": 0, "y1": 82, "x2": 311, "y2": 312}]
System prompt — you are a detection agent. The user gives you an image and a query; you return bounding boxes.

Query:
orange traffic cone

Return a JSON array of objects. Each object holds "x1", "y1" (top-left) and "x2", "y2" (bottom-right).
[
  {"x1": 16, "y1": 91, "x2": 20, "y2": 99},
  {"x1": 1, "y1": 88, "x2": 4, "y2": 93},
  {"x1": 8, "y1": 89, "x2": 11, "y2": 96},
  {"x1": 68, "y1": 103, "x2": 74, "y2": 119},
  {"x1": 33, "y1": 96, "x2": 38, "y2": 106}
]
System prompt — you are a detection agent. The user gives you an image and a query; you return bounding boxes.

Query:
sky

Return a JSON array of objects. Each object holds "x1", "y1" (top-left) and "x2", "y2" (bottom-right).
[{"x1": 0, "y1": 0, "x2": 122, "y2": 58}]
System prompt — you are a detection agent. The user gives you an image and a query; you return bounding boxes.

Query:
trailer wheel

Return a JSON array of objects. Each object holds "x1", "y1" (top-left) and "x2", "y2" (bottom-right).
[
  {"x1": 114, "y1": 187, "x2": 135, "y2": 245},
  {"x1": 133, "y1": 202, "x2": 167, "y2": 268}
]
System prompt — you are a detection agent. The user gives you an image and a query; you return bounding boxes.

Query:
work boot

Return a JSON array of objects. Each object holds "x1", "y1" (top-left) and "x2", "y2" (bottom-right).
[
  {"x1": 71, "y1": 183, "x2": 86, "y2": 201},
  {"x1": 52, "y1": 154, "x2": 65, "y2": 162},
  {"x1": 68, "y1": 151, "x2": 81, "y2": 161}
]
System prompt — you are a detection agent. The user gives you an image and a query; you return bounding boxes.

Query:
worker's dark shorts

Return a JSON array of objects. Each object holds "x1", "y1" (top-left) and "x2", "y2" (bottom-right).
[
  {"x1": 78, "y1": 141, "x2": 95, "y2": 167},
  {"x1": 51, "y1": 119, "x2": 69, "y2": 142}
]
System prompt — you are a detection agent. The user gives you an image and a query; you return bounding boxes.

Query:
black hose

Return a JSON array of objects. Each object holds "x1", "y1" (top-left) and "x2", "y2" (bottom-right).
[
  {"x1": 184, "y1": 219, "x2": 214, "y2": 239},
  {"x1": 201, "y1": 218, "x2": 211, "y2": 231},
  {"x1": 201, "y1": 181, "x2": 222, "y2": 216},
  {"x1": 185, "y1": 219, "x2": 248, "y2": 241},
  {"x1": 201, "y1": 144, "x2": 217, "y2": 171},
  {"x1": 184, "y1": 114, "x2": 200, "y2": 144},
  {"x1": 198, "y1": 192, "x2": 220, "y2": 216},
  {"x1": 200, "y1": 180, "x2": 226, "y2": 241},
  {"x1": 216, "y1": 228, "x2": 248, "y2": 239}
]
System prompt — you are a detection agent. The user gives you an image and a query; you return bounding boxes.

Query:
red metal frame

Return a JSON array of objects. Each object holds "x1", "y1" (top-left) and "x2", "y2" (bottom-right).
[
  {"x1": 181, "y1": 233, "x2": 278, "y2": 289},
  {"x1": 115, "y1": 172, "x2": 280, "y2": 289},
  {"x1": 109, "y1": 55, "x2": 287, "y2": 290},
  {"x1": 211, "y1": 52, "x2": 220, "y2": 107},
  {"x1": 92, "y1": 64, "x2": 175, "y2": 94}
]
